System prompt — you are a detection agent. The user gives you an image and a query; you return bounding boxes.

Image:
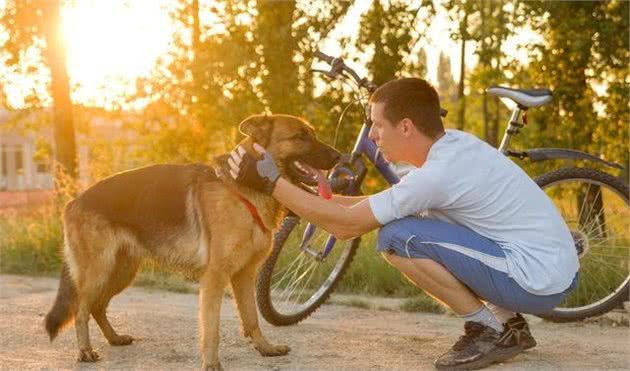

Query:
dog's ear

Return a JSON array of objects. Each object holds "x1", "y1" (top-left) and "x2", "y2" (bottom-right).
[{"x1": 239, "y1": 114, "x2": 273, "y2": 147}]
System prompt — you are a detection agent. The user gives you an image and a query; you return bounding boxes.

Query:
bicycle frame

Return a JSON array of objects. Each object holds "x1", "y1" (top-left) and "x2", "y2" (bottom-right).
[
  {"x1": 299, "y1": 111, "x2": 403, "y2": 260},
  {"x1": 498, "y1": 107, "x2": 622, "y2": 171}
]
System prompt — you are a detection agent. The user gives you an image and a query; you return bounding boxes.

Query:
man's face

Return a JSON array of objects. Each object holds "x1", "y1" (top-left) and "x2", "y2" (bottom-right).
[{"x1": 368, "y1": 102, "x2": 404, "y2": 163}]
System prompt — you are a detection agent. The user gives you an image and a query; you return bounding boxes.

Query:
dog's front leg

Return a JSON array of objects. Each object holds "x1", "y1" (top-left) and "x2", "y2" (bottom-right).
[
  {"x1": 230, "y1": 264, "x2": 290, "y2": 357},
  {"x1": 199, "y1": 269, "x2": 227, "y2": 371}
]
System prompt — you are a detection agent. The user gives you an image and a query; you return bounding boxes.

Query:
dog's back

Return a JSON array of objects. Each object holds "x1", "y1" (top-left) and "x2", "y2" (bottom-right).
[{"x1": 76, "y1": 163, "x2": 216, "y2": 245}]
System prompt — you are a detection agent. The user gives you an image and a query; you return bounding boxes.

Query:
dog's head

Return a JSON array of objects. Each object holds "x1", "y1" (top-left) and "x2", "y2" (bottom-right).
[{"x1": 239, "y1": 114, "x2": 341, "y2": 185}]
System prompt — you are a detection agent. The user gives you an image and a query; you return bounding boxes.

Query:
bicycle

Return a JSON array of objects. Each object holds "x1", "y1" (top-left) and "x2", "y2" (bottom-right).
[{"x1": 256, "y1": 51, "x2": 629, "y2": 325}]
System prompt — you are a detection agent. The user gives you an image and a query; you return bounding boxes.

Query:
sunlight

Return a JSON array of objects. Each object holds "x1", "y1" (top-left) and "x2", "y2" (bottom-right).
[
  {"x1": 1, "y1": 0, "x2": 543, "y2": 110},
  {"x1": 61, "y1": 0, "x2": 173, "y2": 108}
]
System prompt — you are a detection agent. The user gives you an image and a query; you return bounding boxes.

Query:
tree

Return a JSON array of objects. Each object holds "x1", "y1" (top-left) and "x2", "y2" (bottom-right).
[
  {"x1": 437, "y1": 51, "x2": 456, "y2": 103},
  {"x1": 444, "y1": 0, "x2": 475, "y2": 131},
  {"x1": 358, "y1": 0, "x2": 434, "y2": 85},
  {"x1": 468, "y1": 1, "x2": 512, "y2": 146},
  {"x1": 133, "y1": 1, "x2": 352, "y2": 162},
  {"x1": 518, "y1": 1, "x2": 628, "y2": 165},
  {"x1": 255, "y1": 1, "x2": 300, "y2": 114},
  {"x1": 1, "y1": 0, "x2": 77, "y2": 182}
]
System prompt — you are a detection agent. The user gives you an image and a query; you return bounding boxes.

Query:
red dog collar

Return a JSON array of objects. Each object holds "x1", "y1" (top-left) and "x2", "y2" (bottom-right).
[{"x1": 230, "y1": 189, "x2": 268, "y2": 232}]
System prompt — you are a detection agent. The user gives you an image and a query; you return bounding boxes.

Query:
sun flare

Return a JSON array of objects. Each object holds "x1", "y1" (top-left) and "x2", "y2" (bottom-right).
[{"x1": 61, "y1": 0, "x2": 173, "y2": 108}]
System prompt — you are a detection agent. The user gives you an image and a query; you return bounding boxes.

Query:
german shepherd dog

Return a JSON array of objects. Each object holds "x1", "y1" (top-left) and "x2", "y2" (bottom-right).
[{"x1": 44, "y1": 114, "x2": 341, "y2": 370}]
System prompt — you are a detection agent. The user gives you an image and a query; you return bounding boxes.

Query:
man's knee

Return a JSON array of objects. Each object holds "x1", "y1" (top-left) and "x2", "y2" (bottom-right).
[
  {"x1": 380, "y1": 251, "x2": 398, "y2": 265},
  {"x1": 376, "y1": 222, "x2": 398, "y2": 253},
  {"x1": 376, "y1": 217, "x2": 420, "y2": 256}
]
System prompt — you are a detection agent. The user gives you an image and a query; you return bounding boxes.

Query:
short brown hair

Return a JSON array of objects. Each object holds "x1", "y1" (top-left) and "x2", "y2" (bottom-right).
[{"x1": 369, "y1": 78, "x2": 444, "y2": 138}]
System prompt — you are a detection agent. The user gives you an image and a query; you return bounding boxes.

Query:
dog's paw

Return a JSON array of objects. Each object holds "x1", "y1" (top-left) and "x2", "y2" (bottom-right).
[
  {"x1": 109, "y1": 334, "x2": 134, "y2": 346},
  {"x1": 257, "y1": 343, "x2": 291, "y2": 357},
  {"x1": 202, "y1": 361, "x2": 224, "y2": 371},
  {"x1": 77, "y1": 349, "x2": 101, "y2": 362}
]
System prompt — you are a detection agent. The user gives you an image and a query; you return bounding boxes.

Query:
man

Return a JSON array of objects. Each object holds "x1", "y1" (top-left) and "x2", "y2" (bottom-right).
[{"x1": 227, "y1": 78, "x2": 579, "y2": 370}]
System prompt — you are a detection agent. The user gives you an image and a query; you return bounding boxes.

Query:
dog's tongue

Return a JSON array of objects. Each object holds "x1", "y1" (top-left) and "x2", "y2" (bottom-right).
[
  {"x1": 313, "y1": 168, "x2": 332, "y2": 200},
  {"x1": 300, "y1": 163, "x2": 332, "y2": 199}
]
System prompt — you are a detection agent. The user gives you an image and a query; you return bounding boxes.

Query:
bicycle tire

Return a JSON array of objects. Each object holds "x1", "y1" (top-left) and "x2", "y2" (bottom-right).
[
  {"x1": 535, "y1": 167, "x2": 629, "y2": 322},
  {"x1": 256, "y1": 215, "x2": 360, "y2": 326}
]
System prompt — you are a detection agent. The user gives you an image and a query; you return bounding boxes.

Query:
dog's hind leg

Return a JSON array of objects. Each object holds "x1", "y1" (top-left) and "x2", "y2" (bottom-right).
[
  {"x1": 91, "y1": 250, "x2": 140, "y2": 346},
  {"x1": 75, "y1": 291, "x2": 101, "y2": 362},
  {"x1": 230, "y1": 263, "x2": 290, "y2": 357},
  {"x1": 72, "y1": 235, "x2": 120, "y2": 362}
]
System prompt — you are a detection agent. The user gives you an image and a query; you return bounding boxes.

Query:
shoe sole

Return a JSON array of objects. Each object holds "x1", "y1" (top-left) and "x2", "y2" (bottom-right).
[
  {"x1": 435, "y1": 346, "x2": 525, "y2": 370},
  {"x1": 523, "y1": 342, "x2": 536, "y2": 350}
]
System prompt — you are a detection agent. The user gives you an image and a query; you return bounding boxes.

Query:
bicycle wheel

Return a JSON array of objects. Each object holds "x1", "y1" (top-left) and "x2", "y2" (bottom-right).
[
  {"x1": 256, "y1": 215, "x2": 360, "y2": 326},
  {"x1": 535, "y1": 167, "x2": 629, "y2": 322}
]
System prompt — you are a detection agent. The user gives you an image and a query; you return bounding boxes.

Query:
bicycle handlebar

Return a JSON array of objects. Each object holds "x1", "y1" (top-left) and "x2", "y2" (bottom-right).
[
  {"x1": 314, "y1": 51, "x2": 335, "y2": 65},
  {"x1": 314, "y1": 50, "x2": 447, "y2": 118},
  {"x1": 314, "y1": 50, "x2": 378, "y2": 93}
]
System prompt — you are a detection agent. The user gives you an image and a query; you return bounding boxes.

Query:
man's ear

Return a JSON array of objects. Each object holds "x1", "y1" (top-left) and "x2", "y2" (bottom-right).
[
  {"x1": 239, "y1": 114, "x2": 273, "y2": 147},
  {"x1": 401, "y1": 118, "x2": 414, "y2": 136}
]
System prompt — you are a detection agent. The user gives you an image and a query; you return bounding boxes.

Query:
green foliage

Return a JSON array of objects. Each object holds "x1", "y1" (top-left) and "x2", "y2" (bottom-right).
[
  {"x1": 333, "y1": 232, "x2": 423, "y2": 297},
  {"x1": 510, "y1": 1, "x2": 628, "y2": 165},
  {"x1": 358, "y1": 0, "x2": 434, "y2": 85},
  {"x1": 134, "y1": 262, "x2": 197, "y2": 294},
  {"x1": 0, "y1": 207, "x2": 63, "y2": 275}
]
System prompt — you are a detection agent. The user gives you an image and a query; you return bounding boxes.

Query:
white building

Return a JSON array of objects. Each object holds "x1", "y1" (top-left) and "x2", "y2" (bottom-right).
[{"x1": 0, "y1": 108, "x2": 113, "y2": 192}]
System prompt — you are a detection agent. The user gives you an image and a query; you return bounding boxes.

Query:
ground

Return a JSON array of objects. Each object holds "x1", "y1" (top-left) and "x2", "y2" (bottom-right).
[{"x1": 0, "y1": 274, "x2": 628, "y2": 370}]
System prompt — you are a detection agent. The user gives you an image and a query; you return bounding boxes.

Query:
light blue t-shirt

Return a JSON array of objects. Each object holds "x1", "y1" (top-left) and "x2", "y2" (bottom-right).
[{"x1": 369, "y1": 129, "x2": 579, "y2": 295}]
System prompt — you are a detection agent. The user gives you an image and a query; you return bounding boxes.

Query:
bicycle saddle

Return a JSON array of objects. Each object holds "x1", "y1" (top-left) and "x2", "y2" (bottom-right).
[{"x1": 486, "y1": 85, "x2": 552, "y2": 108}]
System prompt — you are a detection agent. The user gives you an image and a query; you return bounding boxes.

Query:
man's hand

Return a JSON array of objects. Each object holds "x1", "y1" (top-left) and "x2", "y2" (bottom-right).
[{"x1": 227, "y1": 143, "x2": 280, "y2": 195}]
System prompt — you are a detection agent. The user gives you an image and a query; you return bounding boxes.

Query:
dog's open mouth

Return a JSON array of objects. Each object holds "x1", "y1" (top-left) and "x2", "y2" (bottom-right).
[{"x1": 290, "y1": 160, "x2": 332, "y2": 199}]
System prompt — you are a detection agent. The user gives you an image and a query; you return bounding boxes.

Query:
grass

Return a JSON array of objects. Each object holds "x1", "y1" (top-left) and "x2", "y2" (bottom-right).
[
  {"x1": 400, "y1": 296, "x2": 447, "y2": 314},
  {"x1": 2, "y1": 195, "x2": 628, "y2": 311},
  {"x1": 133, "y1": 262, "x2": 198, "y2": 294},
  {"x1": 0, "y1": 207, "x2": 64, "y2": 275},
  {"x1": 335, "y1": 231, "x2": 421, "y2": 297},
  {"x1": 272, "y1": 227, "x2": 421, "y2": 298},
  {"x1": 0, "y1": 208, "x2": 421, "y2": 298},
  {"x1": 0, "y1": 205, "x2": 197, "y2": 293}
]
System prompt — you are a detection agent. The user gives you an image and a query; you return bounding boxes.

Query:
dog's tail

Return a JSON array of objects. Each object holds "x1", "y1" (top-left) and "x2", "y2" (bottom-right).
[{"x1": 45, "y1": 262, "x2": 78, "y2": 341}]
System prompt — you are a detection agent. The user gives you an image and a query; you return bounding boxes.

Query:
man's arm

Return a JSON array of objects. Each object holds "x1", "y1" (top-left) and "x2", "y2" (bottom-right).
[
  {"x1": 273, "y1": 178, "x2": 380, "y2": 240},
  {"x1": 331, "y1": 194, "x2": 369, "y2": 207}
]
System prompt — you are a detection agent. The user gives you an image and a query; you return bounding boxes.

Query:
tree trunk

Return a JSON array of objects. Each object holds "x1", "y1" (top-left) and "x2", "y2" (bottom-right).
[
  {"x1": 481, "y1": 5, "x2": 489, "y2": 142},
  {"x1": 43, "y1": 0, "x2": 77, "y2": 183},
  {"x1": 456, "y1": 14, "x2": 467, "y2": 131},
  {"x1": 256, "y1": 1, "x2": 299, "y2": 114},
  {"x1": 482, "y1": 91, "x2": 489, "y2": 142},
  {"x1": 491, "y1": 95, "x2": 500, "y2": 147},
  {"x1": 191, "y1": 0, "x2": 201, "y2": 94}
]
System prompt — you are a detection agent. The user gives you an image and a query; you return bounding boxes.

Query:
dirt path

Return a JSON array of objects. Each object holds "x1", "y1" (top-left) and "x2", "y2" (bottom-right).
[{"x1": 1, "y1": 274, "x2": 628, "y2": 370}]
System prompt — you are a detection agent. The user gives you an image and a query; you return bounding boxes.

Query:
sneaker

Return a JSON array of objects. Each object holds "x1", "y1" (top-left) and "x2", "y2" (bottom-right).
[
  {"x1": 434, "y1": 321, "x2": 522, "y2": 370},
  {"x1": 499, "y1": 313, "x2": 537, "y2": 350}
]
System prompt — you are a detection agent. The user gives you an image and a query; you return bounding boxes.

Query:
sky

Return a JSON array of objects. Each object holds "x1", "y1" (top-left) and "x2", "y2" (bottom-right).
[{"x1": 0, "y1": 0, "x2": 540, "y2": 110}]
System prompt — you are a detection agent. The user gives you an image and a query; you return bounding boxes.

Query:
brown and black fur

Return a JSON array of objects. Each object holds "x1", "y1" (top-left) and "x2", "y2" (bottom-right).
[{"x1": 44, "y1": 114, "x2": 340, "y2": 370}]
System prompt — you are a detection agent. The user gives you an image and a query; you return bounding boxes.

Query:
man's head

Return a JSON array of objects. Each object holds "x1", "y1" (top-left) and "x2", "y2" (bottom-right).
[{"x1": 368, "y1": 78, "x2": 445, "y2": 165}]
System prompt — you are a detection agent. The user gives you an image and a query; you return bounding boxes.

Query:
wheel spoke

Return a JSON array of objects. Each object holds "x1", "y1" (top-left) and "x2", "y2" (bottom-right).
[
  {"x1": 541, "y1": 171, "x2": 629, "y2": 316},
  {"x1": 260, "y1": 216, "x2": 358, "y2": 321}
]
